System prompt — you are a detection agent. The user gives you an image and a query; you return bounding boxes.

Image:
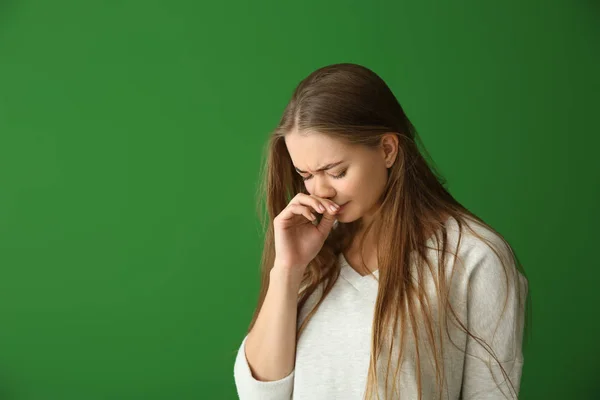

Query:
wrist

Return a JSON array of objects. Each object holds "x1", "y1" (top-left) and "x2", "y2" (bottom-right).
[{"x1": 270, "y1": 262, "x2": 306, "y2": 291}]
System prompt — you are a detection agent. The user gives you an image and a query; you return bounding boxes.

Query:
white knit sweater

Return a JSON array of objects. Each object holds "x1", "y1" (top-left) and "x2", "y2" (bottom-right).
[{"x1": 233, "y1": 216, "x2": 528, "y2": 399}]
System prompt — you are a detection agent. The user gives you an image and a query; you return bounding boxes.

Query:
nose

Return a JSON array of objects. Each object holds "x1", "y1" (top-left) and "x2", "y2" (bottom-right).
[{"x1": 312, "y1": 175, "x2": 335, "y2": 199}]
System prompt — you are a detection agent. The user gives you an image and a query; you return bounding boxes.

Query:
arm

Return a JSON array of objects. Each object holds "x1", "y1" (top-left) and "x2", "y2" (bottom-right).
[
  {"x1": 460, "y1": 246, "x2": 528, "y2": 399},
  {"x1": 233, "y1": 263, "x2": 305, "y2": 400}
]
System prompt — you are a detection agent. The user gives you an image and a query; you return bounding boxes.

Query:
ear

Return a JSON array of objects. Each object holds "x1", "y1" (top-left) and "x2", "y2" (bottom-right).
[{"x1": 380, "y1": 133, "x2": 399, "y2": 168}]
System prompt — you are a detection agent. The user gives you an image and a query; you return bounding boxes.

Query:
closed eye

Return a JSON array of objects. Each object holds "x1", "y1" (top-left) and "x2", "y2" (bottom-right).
[{"x1": 301, "y1": 170, "x2": 347, "y2": 181}]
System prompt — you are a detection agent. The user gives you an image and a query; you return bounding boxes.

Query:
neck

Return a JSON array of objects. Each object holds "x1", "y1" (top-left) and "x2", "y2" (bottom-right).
[{"x1": 344, "y1": 225, "x2": 379, "y2": 275}]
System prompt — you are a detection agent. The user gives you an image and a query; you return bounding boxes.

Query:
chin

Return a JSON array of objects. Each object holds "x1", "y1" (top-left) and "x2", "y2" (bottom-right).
[
  {"x1": 336, "y1": 210, "x2": 361, "y2": 224},
  {"x1": 342, "y1": 215, "x2": 362, "y2": 224},
  {"x1": 337, "y1": 202, "x2": 369, "y2": 224}
]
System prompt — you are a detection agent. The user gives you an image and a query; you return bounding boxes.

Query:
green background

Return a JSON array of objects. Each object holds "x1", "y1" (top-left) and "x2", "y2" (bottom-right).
[{"x1": 0, "y1": 1, "x2": 598, "y2": 399}]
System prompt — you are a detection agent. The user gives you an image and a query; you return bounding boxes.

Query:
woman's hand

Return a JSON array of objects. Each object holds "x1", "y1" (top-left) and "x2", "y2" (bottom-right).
[{"x1": 273, "y1": 193, "x2": 341, "y2": 273}]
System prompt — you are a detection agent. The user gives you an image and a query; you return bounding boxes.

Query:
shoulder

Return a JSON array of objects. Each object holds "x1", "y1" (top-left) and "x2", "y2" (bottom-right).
[
  {"x1": 442, "y1": 216, "x2": 528, "y2": 307},
  {"x1": 440, "y1": 215, "x2": 523, "y2": 287}
]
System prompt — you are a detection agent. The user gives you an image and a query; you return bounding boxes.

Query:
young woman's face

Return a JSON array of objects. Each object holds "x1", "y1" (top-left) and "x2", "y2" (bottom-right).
[{"x1": 284, "y1": 131, "x2": 397, "y2": 225}]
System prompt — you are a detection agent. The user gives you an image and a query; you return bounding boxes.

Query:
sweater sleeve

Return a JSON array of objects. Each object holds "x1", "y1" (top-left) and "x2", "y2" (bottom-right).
[
  {"x1": 460, "y1": 245, "x2": 528, "y2": 400},
  {"x1": 233, "y1": 334, "x2": 295, "y2": 400}
]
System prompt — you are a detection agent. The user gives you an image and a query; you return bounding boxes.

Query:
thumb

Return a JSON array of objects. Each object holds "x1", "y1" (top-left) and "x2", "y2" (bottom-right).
[{"x1": 316, "y1": 211, "x2": 338, "y2": 235}]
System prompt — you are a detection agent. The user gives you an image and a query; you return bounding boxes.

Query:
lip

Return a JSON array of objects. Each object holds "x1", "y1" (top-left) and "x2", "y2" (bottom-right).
[{"x1": 337, "y1": 202, "x2": 350, "y2": 212}]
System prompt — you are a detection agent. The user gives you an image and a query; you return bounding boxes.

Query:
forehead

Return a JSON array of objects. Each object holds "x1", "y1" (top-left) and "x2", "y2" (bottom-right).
[{"x1": 284, "y1": 132, "x2": 351, "y2": 170}]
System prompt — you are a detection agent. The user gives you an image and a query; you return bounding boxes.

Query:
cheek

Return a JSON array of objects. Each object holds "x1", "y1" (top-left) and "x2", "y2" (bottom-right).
[
  {"x1": 340, "y1": 177, "x2": 362, "y2": 197},
  {"x1": 347, "y1": 170, "x2": 381, "y2": 199}
]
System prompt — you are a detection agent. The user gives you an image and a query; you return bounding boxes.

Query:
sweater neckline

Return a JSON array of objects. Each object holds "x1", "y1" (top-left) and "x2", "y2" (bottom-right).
[
  {"x1": 339, "y1": 252, "x2": 379, "y2": 292},
  {"x1": 336, "y1": 215, "x2": 459, "y2": 292}
]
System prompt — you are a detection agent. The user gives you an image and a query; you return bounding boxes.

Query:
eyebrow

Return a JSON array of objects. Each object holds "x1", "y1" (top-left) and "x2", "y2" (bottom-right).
[{"x1": 294, "y1": 161, "x2": 345, "y2": 174}]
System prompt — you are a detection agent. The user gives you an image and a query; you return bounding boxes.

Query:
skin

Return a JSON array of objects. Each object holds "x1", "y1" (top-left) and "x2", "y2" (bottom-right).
[{"x1": 284, "y1": 129, "x2": 399, "y2": 275}]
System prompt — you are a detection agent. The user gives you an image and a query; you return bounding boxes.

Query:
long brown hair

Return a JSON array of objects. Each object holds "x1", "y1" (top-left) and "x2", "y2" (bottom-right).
[{"x1": 247, "y1": 63, "x2": 532, "y2": 399}]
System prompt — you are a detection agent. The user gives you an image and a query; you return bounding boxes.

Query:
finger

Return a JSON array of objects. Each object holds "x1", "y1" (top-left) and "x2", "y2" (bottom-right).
[
  {"x1": 281, "y1": 204, "x2": 317, "y2": 222},
  {"x1": 305, "y1": 194, "x2": 341, "y2": 214},
  {"x1": 317, "y1": 209, "x2": 338, "y2": 234},
  {"x1": 293, "y1": 193, "x2": 327, "y2": 214},
  {"x1": 304, "y1": 194, "x2": 340, "y2": 214}
]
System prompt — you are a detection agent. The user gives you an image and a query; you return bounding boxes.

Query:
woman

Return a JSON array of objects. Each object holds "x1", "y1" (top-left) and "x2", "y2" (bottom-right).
[{"x1": 233, "y1": 63, "x2": 530, "y2": 399}]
